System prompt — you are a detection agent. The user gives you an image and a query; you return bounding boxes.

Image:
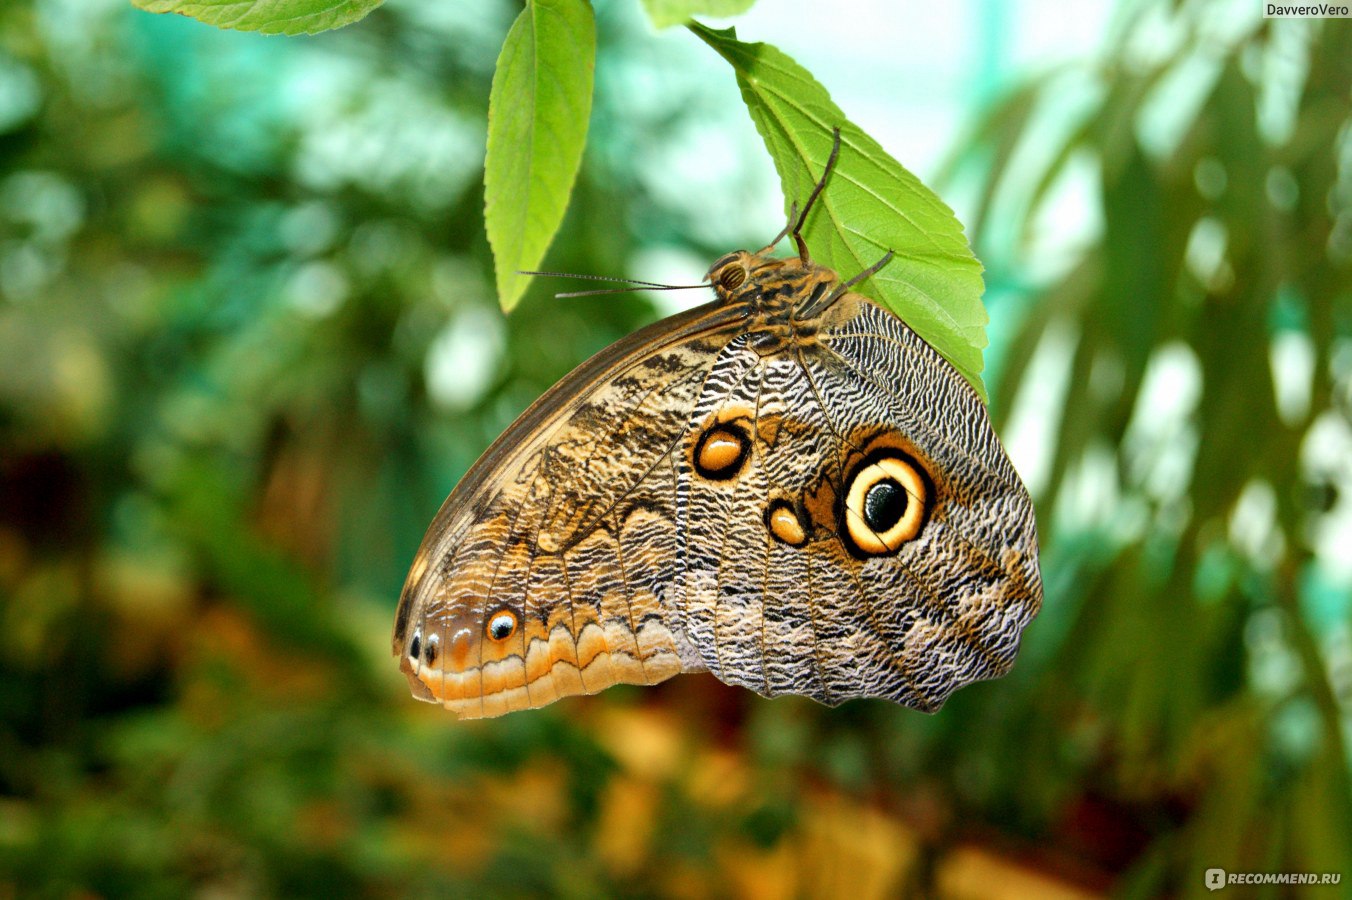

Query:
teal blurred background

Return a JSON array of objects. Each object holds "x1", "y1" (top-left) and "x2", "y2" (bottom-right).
[{"x1": 2, "y1": 0, "x2": 1350, "y2": 896}]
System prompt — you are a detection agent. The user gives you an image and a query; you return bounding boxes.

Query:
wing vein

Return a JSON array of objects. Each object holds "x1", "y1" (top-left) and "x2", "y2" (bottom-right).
[{"x1": 610, "y1": 509, "x2": 650, "y2": 683}]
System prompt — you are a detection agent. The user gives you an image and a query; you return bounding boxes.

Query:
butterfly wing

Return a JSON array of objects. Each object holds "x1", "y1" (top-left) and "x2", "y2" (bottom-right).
[
  {"x1": 677, "y1": 291, "x2": 1041, "y2": 712},
  {"x1": 395, "y1": 289, "x2": 1041, "y2": 719},
  {"x1": 817, "y1": 294, "x2": 1043, "y2": 709},
  {"x1": 394, "y1": 300, "x2": 754, "y2": 718}
]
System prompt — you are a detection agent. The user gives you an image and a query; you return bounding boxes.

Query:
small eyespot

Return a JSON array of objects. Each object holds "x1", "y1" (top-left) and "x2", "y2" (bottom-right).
[
  {"x1": 765, "y1": 499, "x2": 807, "y2": 547},
  {"x1": 841, "y1": 451, "x2": 932, "y2": 557},
  {"x1": 422, "y1": 633, "x2": 440, "y2": 665},
  {"x1": 719, "y1": 266, "x2": 747, "y2": 291},
  {"x1": 487, "y1": 610, "x2": 518, "y2": 642},
  {"x1": 693, "y1": 423, "x2": 750, "y2": 480},
  {"x1": 409, "y1": 631, "x2": 421, "y2": 661}
]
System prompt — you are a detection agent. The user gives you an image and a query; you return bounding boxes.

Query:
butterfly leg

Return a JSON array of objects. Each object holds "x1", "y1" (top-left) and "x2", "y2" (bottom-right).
[{"x1": 791, "y1": 128, "x2": 843, "y2": 263}]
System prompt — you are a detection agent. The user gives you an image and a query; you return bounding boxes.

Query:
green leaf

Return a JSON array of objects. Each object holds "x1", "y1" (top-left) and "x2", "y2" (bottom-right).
[
  {"x1": 130, "y1": 0, "x2": 382, "y2": 35},
  {"x1": 691, "y1": 24, "x2": 988, "y2": 398},
  {"x1": 486, "y1": 0, "x2": 596, "y2": 312},
  {"x1": 640, "y1": 0, "x2": 757, "y2": 30}
]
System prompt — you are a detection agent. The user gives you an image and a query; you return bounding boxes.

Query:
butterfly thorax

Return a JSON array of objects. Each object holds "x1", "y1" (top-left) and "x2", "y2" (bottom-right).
[{"x1": 707, "y1": 249, "x2": 840, "y2": 355}]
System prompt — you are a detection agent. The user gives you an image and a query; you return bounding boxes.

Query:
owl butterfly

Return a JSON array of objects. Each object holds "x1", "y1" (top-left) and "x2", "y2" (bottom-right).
[{"x1": 393, "y1": 133, "x2": 1042, "y2": 719}]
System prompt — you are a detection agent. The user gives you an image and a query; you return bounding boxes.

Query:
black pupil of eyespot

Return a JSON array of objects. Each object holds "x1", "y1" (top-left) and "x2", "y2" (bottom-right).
[
  {"x1": 863, "y1": 479, "x2": 906, "y2": 532},
  {"x1": 491, "y1": 618, "x2": 512, "y2": 639},
  {"x1": 409, "y1": 634, "x2": 421, "y2": 660}
]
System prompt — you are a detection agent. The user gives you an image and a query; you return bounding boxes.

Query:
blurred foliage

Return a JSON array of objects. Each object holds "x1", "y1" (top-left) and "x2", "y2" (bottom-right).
[
  {"x1": 0, "y1": 1, "x2": 1349, "y2": 899},
  {"x1": 946, "y1": 1, "x2": 1352, "y2": 894},
  {"x1": 641, "y1": 0, "x2": 757, "y2": 32},
  {"x1": 130, "y1": 0, "x2": 385, "y2": 35}
]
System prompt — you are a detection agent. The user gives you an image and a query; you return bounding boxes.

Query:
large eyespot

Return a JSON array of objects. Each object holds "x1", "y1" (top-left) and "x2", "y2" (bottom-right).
[
  {"x1": 841, "y1": 450, "x2": 932, "y2": 557},
  {"x1": 718, "y1": 265, "x2": 747, "y2": 291},
  {"x1": 486, "y1": 610, "x2": 518, "y2": 642},
  {"x1": 409, "y1": 630, "x2": 422, "y2": 661},
  {"x1": 693, "y1": 423, "x2": 750, "y2": 480}
]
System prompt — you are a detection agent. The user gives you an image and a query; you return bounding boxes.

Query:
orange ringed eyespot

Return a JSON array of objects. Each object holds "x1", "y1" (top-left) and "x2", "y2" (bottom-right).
[{"x1": 487, "y1": 610, "x2": 518, "y2": 642}]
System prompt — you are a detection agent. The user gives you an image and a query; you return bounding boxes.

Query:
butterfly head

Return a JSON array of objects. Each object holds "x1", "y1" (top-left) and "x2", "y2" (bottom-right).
[{"x1": 706, "y1": 250, "x2": 841, "y2": 321}]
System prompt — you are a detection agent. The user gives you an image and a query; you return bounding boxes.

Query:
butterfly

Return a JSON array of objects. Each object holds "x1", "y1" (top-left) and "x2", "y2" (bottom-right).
[{"x1": 393, "y1": 132, "x2": 1041, "y2": 719}]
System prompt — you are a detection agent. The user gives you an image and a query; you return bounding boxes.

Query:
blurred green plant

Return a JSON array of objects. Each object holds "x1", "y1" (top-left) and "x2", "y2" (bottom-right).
[
  {"x1": 641, "y1": 0, "x2": 756, "y2": 30},
  {"x1": 0, "y1": 1, "x2": 718, "y2": 894},
  {"x1": 933, "y1": 0, "x2": 1352, "y2": 892},
  {"x1": 4, "y1": 0, "x2": 1351, "y2": 897},
  {"x1": 130, "y1": 0, "x2": 385, "y2": 34},
  {"x1": 132, "y1": 0, "x2": 991, "y2": 391}
]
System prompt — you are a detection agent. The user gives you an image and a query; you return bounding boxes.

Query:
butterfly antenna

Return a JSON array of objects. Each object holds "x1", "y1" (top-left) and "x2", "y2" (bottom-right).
[
  {"x1": 519, "y1": 270, "x2": 698, "y2": 290},
  {"x1": 792, "y1": 128, "x2": 843, "y2": 262},
  {"x1": 554, "y1": 284, "x2": 707, "y2": 299},
  {"x1": 518, "y1": 270, "x2": 707, "y2": 299}
]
